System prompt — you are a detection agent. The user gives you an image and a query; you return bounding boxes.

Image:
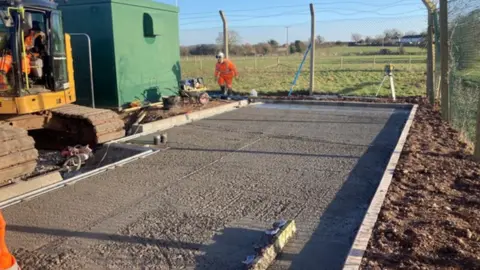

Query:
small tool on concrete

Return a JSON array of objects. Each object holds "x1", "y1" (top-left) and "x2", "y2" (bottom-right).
[
  {"x1": 160, "y1": 133, "x2": 168, "y2": 144},
  {"x1": 242, "y1": 255, "x2": 256, "y2": 265},
  {"x1": 61, "y1": 145, "x2": 93, "y2": 172},
  {"x1": 153, "y1": 135, "x2": 161, "y2": 145},
  {"x1": 273, "y1": 219, "x2": 287, "y2": 229},
  {"x1": 265, "y1": 227, "x2": 280, "y2": 236}
]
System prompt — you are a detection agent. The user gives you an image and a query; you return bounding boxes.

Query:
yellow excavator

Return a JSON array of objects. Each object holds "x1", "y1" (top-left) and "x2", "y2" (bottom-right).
[{"x1": 0, "y1": 0, "x2": 125, "y2": 186}]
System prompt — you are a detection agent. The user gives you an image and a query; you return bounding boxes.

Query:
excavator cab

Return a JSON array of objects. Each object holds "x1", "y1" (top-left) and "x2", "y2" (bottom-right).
[
  {"x1": 0, "y1": 1, "x2": 68, "y2": 96},
  {"x1": 0, "y1": 0, "x2": 75, "y2": 115}
]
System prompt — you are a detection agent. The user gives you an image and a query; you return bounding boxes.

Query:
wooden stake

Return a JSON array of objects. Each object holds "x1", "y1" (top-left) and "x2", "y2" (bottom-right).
[{"x1": 309, "y1": 3, "x2": 315, "y2": 95}]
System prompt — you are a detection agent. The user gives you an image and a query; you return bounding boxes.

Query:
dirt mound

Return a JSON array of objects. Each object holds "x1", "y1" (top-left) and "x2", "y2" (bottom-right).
[{"x1": 362, "y1": 101, "x2": 480, "y2": 269}]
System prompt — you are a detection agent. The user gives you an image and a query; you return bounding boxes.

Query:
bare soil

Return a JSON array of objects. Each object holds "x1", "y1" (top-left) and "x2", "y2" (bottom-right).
[{"x1": 361, "y1": 99, "x2": 480, "y2": 269}]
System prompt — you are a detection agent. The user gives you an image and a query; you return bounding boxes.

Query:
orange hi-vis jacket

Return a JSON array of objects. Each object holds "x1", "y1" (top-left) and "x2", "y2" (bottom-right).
[
  {"x1": 215, "y1": 59, "x2": 238, "y2": 79},
  {"x1": 215, "y1": 59, "x2": 238, "y2": 88},
  {"x1": 25, "y1": 32, "x2": 44, "y2": 50}
]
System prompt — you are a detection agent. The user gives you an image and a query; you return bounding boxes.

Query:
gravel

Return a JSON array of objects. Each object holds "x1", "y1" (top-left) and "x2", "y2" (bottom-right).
[{"x1": 5, "y1": 103, "x2": 407, "y2": 269}]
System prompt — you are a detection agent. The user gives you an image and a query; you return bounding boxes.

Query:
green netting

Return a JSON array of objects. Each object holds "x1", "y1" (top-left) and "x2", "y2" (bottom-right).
[{"x1": 447, "y1": 0, "x2": 480, "y2": 142}]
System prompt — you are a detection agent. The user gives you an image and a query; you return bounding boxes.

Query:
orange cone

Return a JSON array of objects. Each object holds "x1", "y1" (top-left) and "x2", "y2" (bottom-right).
[{"x1": 0, "y1": 212, "x2": 19, "y2": 270}]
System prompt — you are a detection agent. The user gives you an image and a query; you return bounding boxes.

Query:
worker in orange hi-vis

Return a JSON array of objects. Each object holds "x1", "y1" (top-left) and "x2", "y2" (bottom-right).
[
  {"x1": 0, "y1": 212, "x2": 19, "y2": 270},
  {"x1": 214, "y1": 52, "x2": 238, "y2": 95}
]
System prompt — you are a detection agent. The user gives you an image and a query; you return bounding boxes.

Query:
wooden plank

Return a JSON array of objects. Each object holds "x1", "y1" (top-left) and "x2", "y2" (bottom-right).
[
  {"x1": 0, "y1": 171, "x2": 63, "y2": 202},
  {"x1": 250, "y1": 220, "x2": 297, "y2": 270}
]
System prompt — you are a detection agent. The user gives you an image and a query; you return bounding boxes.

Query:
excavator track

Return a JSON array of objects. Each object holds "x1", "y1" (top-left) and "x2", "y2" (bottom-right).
[
  {"x1": 50, "y1": 104, "x2": 125, "y2": 144},
  {"x1": 0, "y1": 105, "x2": 124, "y2": 186},
  {"x1": 0, "y1": 125, "x2": 38, "y2": 186}
]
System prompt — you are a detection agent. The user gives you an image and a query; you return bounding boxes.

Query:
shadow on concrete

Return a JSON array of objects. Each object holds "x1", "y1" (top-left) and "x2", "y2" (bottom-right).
[
  {"x1": 8, "y1": 225, "x2": 264, "y2": 269},
  {"x1": 195, "y1": 227, "x2": 265, "y2": 270},
  {"x1": 7, "y1": 225, "x2": 203, "y2": 251},
  {"x1": 169, "y1": 147, "x2": 360, "y2": 159},
  {"x1": 278, "y1": 108, "x2": 409, "y2": 269},
  {"x1": 203, "y1": 118, "x2": 389, "y2": 125}
]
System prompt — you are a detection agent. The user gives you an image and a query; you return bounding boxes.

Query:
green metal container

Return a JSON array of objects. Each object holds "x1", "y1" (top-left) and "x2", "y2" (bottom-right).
[{"x1": 58, "y1": 0, "x2": 181, "y2": 109}]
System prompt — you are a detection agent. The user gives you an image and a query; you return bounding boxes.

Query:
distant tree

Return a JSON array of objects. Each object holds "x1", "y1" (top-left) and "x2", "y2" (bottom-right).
[
  {"x1": 243, "y1": 43, "x2": 256, "y2": 56},
  {"x1": 351, "y1": 33, "x2": 363, "y2": 42},
  {"x1": 267, "y1": 39, "x2": 279, "y2": 48},
  {"x1": 255, "y1": 43, "x2": 273, "y2": 55},
  {"x1": 384, "y1": 29, "x2": 403, "y2": 43},
  {"x1": 294, "y1": 40, "x2": 306, "y2": 53},
  {"x1": 365, "y1": 36, "x2": 373, "y2": 45},
  {"x1": 230, "y1": 45, "x2": 245, "y2": 56},
  {"x1": 289, "y1": 44, "x2": 296, "y2": 54},
  {"x1": 189, "y1": 44, "x2": 217, "y2": 55},
  {"x1": 374, "y1": 35, "x2": 385, "y2": 46},
  {"x1": 316, "y1": 35, "x2": 325, "y2": 44},
  {"x1": 180, "y1": 46, "x2": 190, "y2": 56},
  {"x1": 335, "y1": 40, "x2": 343, "y2": 46},
  {"x1": 216, "y1": 30, "x2": 241, "y2": 51}
]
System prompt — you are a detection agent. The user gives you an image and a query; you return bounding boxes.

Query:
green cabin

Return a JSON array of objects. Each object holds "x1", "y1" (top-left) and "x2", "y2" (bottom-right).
[{"x1": 57, "y1": 0, "x2": 181, "y2": 109}]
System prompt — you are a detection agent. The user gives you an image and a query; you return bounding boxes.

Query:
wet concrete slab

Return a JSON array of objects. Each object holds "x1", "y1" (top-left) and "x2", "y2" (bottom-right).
[{"x1": 5, "y1": 103, "x2": 409, "y2": 270}]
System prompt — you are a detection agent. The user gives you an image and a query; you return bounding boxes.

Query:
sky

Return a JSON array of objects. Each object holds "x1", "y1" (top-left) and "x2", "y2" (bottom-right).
[{"x1": 157, "y1": 0, "x2": 429, "y2": 46}]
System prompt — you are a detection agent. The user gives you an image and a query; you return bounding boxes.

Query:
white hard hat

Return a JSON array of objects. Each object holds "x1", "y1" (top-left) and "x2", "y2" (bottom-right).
[{"x1": 216, "y1": 52, "x2": 225, "y2": 58}]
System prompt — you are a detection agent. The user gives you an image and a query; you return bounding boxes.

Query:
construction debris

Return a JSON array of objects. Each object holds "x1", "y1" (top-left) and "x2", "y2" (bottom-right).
[{"x1": 61, "y1": 145, "x2": 94, "y2": 173}]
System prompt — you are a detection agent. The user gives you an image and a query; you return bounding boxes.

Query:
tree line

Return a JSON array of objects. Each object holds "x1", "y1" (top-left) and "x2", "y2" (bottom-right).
[
  {"x1": 350, "y1": 29, "x2": 426, "y2": 46},
  {"x1": 180, "y1": 29, "x2": 427, "y2": 56}
]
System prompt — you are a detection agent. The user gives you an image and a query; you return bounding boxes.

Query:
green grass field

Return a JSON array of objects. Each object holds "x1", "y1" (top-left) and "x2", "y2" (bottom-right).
[{"x1": 181, "y1": 46, "x2": 427, "y2": 96}]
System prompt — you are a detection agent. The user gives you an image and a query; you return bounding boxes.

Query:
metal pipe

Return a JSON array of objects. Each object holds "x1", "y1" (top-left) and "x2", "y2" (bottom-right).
[{"x1": 69, "y1": 33, "x2": 95, "y2": 108}]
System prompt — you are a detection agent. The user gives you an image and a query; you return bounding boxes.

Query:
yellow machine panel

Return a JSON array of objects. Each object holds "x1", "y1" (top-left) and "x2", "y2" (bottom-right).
[{"x1": 0, "y1": 34, "x2": 76, "y2": 115}]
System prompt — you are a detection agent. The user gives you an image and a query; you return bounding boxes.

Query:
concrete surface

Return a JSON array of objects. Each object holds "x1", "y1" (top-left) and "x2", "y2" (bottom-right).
[
  {"x1": 4, "y1": 103, "x2": 409, "y2": 270},
  {"x1": 343, "y1": 105, "x2": 418, "y2": 270}
]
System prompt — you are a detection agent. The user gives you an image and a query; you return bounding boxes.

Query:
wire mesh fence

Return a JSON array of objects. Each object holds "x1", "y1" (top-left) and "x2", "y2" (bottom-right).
[
  {"x1": 447, "y1": 0, "x2": 480, "y2": 142},
  {"x1": 180, "y1": 2, "x2": 428, "y2": 97}
]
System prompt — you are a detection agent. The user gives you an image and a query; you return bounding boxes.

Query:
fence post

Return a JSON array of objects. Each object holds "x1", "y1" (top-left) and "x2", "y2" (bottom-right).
[
  {"x1": 422, "y1": 0, "x2": 436, "y2": 105},
  {"x1": 277, "y1": 57, "x2": 280, "y2": 66},
  {"x1": 219, "y1": 10, "x2": 228, "y2": 58},
  {"x1": 373, "y1": 56, "x2": 376, "y2": 68},
  {"x1": 409, "y1": 55, "x2": 412, "y2": 71},
  {"x1": 439, "y1": 0, "x2": 450, "y2": 121},
  {"x1": 254, "y1": 54, "x2": 257, "y2": 70},
  {"x1": 309, "y1": 3, "x2": 315, "y2": 95},
  {"x1": 426, "y1": 12, "x2": 435, "y2": 103},
  {"x1": 341, "y1": 57, "x2": 343, "y2": 69},
  {"x1": 200, "y1": 59, "x2": 203, "y2": 71}
]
